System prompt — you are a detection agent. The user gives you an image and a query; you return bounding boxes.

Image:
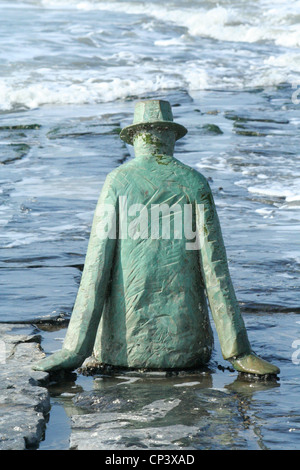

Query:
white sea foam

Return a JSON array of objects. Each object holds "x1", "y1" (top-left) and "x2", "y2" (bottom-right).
[
  {"x1": 37, "y1": 0, "x2": 300, "y2": 47},
  {"x1": 0, "y1": 0, "x2": 299, "y2": 109},
  {"x1": 248, "y1": 183, "x2": 300, "y2": 201},
  {"x1": 255, "y1": 207, "x2": 275, "y2": 218},
  {"x1": 0, "y1": 74, "x2": 184, "y2": 111},
  {"x1": 42, "y1": 224, "x2": 82, "y2": 232},
  {"x1": 154, "y1": 37, "x2": 185, "y2": 47},
  {"x1": 1, "y1": 233, "x2": 57, "y2": 248},
  {"x1": 286, "y1": 195, "x2": 300, "y2": 202},
  {"x1": 10, "y1": 176, "x2": 103, "y2": 199},
  {"x1": 265, "y1": 54, "x2": 300, "y2": 73}
]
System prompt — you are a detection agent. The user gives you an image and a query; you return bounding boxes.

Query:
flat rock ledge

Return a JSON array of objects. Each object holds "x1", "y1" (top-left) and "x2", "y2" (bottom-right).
[{"x1": 0, "y1": 324, "x2": 50, "y2": 450}]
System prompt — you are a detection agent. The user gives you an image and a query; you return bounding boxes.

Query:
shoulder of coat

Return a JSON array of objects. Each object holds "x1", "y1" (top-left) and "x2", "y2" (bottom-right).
[{"x1": 172, "y1": 158, "x2": 209, "y2": 188}]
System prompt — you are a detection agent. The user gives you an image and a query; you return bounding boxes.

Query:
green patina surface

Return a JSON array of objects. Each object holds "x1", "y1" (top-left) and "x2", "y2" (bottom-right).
[{"x1": 33, "y1": 100, "x2": 280, "y2": 376}]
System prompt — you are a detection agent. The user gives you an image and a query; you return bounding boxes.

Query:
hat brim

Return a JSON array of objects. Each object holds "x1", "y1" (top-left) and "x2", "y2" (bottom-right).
[{"x1": 119, "y1": 121, "x2": 187, "y2": 145}]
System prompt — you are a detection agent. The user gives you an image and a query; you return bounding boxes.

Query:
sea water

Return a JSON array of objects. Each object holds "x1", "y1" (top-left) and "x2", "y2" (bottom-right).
[{"x1": 0, "y1": 0, "x2": 299, "y2": 450}]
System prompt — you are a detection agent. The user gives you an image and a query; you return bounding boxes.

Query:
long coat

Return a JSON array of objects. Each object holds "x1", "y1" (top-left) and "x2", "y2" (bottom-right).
[{"x1": 63, "y1": 153, "x2": 251, "y2": 369}]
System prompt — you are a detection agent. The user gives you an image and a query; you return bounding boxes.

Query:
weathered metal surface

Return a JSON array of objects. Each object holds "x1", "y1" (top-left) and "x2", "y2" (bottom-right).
[{"x1": 33, "y1": 100, "x2": 279, "y2": 376}]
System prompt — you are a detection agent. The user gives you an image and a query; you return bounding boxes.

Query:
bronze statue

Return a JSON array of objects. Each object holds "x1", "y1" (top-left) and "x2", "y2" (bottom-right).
[{"x1": 33, "y1": 100, "x2": 280, "y2": 377}]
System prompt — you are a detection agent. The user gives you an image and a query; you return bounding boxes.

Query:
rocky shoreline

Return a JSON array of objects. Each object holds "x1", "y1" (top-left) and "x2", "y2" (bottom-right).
[
  {"x1": 0, "y1": 324, "x2": 50, "y2": 450},
  {"x1": 0, "y1": 319, "x2": 288, "y2": 450}
]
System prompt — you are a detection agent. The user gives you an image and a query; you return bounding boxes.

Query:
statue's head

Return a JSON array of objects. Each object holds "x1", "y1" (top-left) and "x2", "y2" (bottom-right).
[{"x1": 120, "y1": 100, "x2": 187, "y2": 147}]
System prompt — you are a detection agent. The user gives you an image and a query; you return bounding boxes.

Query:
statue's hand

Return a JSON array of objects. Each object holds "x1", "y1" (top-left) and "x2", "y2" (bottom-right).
[
  {"x1": 32, "y1": 349, "x2": 84, "y2": 372},
  {"x1": 229, "y1": 352, "x2": 280, "y2": 376}
]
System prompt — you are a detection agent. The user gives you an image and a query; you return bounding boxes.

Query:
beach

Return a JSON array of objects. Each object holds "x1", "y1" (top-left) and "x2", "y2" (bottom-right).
[{"x1": 0, "y1": 0, "x2": 299, "y2": 450}]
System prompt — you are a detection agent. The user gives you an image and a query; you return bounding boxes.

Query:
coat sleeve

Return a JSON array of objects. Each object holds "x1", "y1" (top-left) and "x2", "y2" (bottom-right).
[
  {"x1": 63, "y1": 173, "x2": 118, "y2": 357},
  {"x1": 196, "y1": 177, "x2": 251, "y2": 360}
]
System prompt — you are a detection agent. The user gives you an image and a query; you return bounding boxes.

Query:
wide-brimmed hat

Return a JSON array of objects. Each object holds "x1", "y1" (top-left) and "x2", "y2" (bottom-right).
[{"x1": 120, "y1": 100, "x2": 188, "y2": 145}]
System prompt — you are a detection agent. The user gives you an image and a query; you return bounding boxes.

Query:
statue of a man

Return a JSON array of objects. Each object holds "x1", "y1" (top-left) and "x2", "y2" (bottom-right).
[{"x1": 34, "y1": 100, "x2": 279, "y2": 376}]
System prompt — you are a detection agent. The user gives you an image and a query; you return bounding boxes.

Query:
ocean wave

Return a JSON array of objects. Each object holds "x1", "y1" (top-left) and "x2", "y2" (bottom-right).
[
  {"x1": 0, "y1": 65, "x2": 292, "y2": 111},
  {"x1": 248, "y1": 183, "x2": 300, "y2": 201},
  {"x1": 1, "y1": 0, "x2": 299, "y2": 110},
  {"x1": 265, "y1": 53, "x2": 300, "y2": 73},
  {"x1": 0, "y1": 75, "x2": 183, "y2": 110},
  {"x1": 34, "y1": 0, "x2": 300, "y2": 47}
]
